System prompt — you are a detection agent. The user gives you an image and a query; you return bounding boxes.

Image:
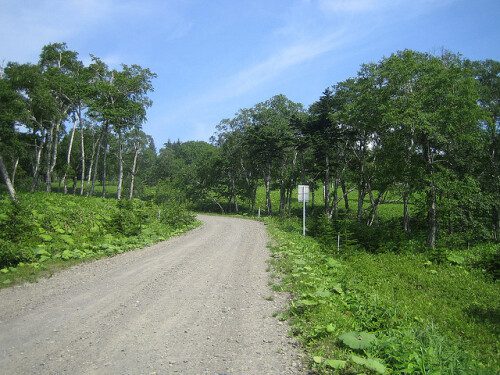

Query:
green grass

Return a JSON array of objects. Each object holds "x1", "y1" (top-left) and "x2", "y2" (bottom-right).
[
  {"x1": 49, "y1": 181, "x2": 120, "y2": 198},
  {"x1": 0, "y1": 192, "x2": 199, "y2": 288},
  {"x1": 236, "y1": 184, "x2": 406, "y2": 223},
  {"x1": 266, "y1": 217, "x2": 499, "y2": 374}
]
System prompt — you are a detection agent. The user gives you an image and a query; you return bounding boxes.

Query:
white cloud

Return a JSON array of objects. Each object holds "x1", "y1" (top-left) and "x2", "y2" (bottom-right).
[
  {"x1": 153, "y1": 26, "x2": 356, "y2": 143},
  {"x1": 0, "y1": 0, "x2": 113, "y2": 62},
  {"x1": 0, "y1": 0, "x2": 191, "y2": 63},
  {"x1": 203, "y1": 29, "x2": 348, "y2": 103}
]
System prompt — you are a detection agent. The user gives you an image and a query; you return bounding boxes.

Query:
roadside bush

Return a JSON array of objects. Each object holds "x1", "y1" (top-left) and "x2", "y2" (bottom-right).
[
  {"x1": 0, "y1": 192, "x2": 198, "y2": 285},
  {"x1": 160, "y1": 202, "x2": 195, "y2": 229},
  {"x1": 0, "y1": 199, "x2": 36, "y2": 244},
  {"x1": 308, "y1": 212, "x2": 336, "y2": 249},
  {"x1": 108, "y1": 200, "x2": 145, "y2": 236},
  {"x1": 0, "y1": 200, "x2": 37, "y2": 267},
  {"x1": 471, "y1": 245, "x2": 500, "y2": 280},
  {"x1": 0, "y1": 238, "x2": 34, "y2": 267}
]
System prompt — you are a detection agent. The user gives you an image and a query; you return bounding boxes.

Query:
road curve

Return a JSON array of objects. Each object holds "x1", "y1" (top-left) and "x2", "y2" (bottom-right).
[{"x1": 0, "y1": 215, "x2": 303, "y2": 374}]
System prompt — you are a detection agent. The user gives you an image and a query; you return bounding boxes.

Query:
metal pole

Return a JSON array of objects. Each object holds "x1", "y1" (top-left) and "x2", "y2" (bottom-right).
[{"x1": 302, "y1": 186, "x2": 306, "y2": 236}]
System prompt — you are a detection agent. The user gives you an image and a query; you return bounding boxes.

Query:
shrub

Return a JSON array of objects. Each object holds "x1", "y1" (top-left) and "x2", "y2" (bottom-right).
[
  {"x1": 0, "y1": 200, "x2": 37, "y2": 267},
  {"x1": 0, "y1": 199, "x2": 36, "y2": 244},
  {"x1": 160, "y1": 202, "x2": 195, "y2": 229},
  {"x1": 308, "y1": 212, "x2": 337, "y2": 249},
  {"x1": 0, "y1": 238, "x2": 34, "y2": 267},
  {"x1": 472, "y1": 246, "x2": 500, "y2": 280},
  {"x1": 108, "y1": 200, "x2": 142, "y2": 236}
]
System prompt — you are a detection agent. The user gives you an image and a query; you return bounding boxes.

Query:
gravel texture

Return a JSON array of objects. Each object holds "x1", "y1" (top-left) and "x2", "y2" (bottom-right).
[{"x1": 0, "y1": 214, "x2": 304, "y2": 374}]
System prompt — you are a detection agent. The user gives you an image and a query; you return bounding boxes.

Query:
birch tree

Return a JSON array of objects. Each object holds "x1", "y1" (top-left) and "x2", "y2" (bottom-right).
[{"x1": 0, "y1": 75, "x2": 26, "y2": 201}]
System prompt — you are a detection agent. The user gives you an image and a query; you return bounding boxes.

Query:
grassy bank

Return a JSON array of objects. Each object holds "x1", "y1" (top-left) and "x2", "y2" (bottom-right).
[
  {"x1": 266, "y1": 217, "x2": 499, "y2": 374},
  {"x1": 0, "y1": 192, "x2": 198, "y2": 288}
]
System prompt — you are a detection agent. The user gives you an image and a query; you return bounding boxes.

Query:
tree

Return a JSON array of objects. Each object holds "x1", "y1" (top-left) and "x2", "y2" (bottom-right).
[
  {"x1": 469, "y1": 59, "x2": 500, "y2": 241},
  {"x1": 4, "y1": 62, "x2": 55, "y2": 191},
  {"x1": 87, "y1": 58, "x2": 156, "y2": 199},
  {"x1": 244, "y1": 95, "x2": 303, "y2": 215},
  {"x1": 380, "y1": 50, "x2": 483, "y2": 248},
  {"x1": 0, "y1": 73, "x2": 27, "y2": 201},
  {"x1": 125, "y1": 129, "x2": 153, "y2": 199},
  {"x1": 38, "y1": 43, "x2": 81, "y2": 192}
]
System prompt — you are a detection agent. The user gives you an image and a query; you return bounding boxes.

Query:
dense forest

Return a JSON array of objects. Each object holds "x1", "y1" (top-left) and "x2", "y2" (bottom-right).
[{"x1": 1, "y1": 43, "x2": 499, "y2": 373}]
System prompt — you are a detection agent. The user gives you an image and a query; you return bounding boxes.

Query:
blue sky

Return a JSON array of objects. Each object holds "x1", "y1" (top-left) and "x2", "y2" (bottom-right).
[{"x1": 1, "y1": 0, "x2": 499, "y2": 149}]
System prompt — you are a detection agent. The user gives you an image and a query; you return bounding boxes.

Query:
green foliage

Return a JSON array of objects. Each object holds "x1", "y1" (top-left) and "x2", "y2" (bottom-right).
[
  {"x1": 308, "y1": 211, "x2": 337, "y2": 250},
  {"x1": 0, "y1": 200, "x2": 37, "y2": 265},
  {"x1": 108, "y1": 200, "x2": 144, "y2": 236},
  {"x1": 159, "y1": 202, "x2": 195, "y2": 229},
  {"x1": 0, "y1": 192, "x2": 197, "y2": 284},
  {"x1": 338, "y1": 331, "x2": 376, "y2": 350},
  {"x1": 350, "y1": 355, "x2": 386, "y2": 374},
  {"x1": 267, "y1": 217, "x2": 499, "y2": 374},
  {"x1": 469, "y1": 244, "x2": 500, "y2": 280}
]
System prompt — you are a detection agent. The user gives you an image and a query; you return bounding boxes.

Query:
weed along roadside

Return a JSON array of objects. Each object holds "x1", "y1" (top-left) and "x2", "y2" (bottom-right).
[
  {"x1": 265, "y1": 217, "x2": 499, "y2": 374},
  {"x1": 0, "y1": 193, "x2": 199, "y2": 287}
]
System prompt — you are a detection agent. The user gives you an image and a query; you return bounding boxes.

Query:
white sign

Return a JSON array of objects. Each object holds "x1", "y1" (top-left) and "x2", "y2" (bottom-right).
[{"x1": 298, "y1": 185, "x2": 310, "y2": 203}]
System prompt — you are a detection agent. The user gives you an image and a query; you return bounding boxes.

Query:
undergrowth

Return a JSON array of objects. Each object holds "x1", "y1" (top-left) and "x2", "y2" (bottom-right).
[
  {"x1": 266, "y1": 217, "x2": 499, "y2": 374},
  {"x1": 0, "y1": 192, "x2": 198, "y2": 287}
]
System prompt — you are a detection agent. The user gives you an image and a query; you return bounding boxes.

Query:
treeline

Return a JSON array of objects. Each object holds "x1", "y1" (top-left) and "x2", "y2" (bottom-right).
[
  {"x1": 1, "y1": 46, "x2": 498, "y2": 249},
  {"x1": 156, "y1": 50, "x2": 498, "y2": 249},
  {"x1": 0, "y1": 43, "x2": 156, "y2": 201}
]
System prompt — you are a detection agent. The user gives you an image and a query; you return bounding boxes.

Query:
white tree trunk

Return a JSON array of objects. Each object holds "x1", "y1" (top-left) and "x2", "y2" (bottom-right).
[
  {"x1": 79, "y1": 119, "x2": 85, "y2": 195},
  {"x1": 45, "y1": 123, "x2": 54, "y2": 192},
  {"x1": 0, "y1": 155, "x2": 17, "y2": 202},
  {"x1": 86, "y1": 132, "x2": 100, "y2": 192},
  {"x1": 116, "y1": 130, "x2": 123, "y2": 200},
  {"x1": 62, "y1": 117, "x2": 77, "y2": 194},
  {"x1": 31, "y1": 129, "x2": 45, "y2": 192},
  {"x1": 129, "y1": 145, "x2": 139, "y2": 200},
  {"x1": 11, "y1": 157, "x2": 19, "y2": 187},
  {"x1": 50, "y1": 121, "x2": 60, "y2": 177}
]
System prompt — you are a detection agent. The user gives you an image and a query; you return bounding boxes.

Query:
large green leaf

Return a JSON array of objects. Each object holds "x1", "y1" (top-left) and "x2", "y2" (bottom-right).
[
  {"x1": 313, "y1": 356, "x2": 323, "y2": 364},
  {"x1": 339, "y1": 331, "x2": 376, "y2": 350},
  {"x1": 60, "y1": 234, "x2": 75, "y2": 245},
  {"x1": 447, "y1": 253, "x2": 465, "y2": 265},
  {"x1": 325, "y1": 359, "x2": 347, "y2": 369},
  {"x1": 315, "y1": 289, "x2": 332, "y2": 298},
  {"x1": 61, "y1": 249, "x2": 73, "y2": 260},
  {"x1": 40, "y1": 233, "x2": 53, "y2": 242},
  {"x1": 351, "y1": 355, "x2": 386, "y2": 374}
]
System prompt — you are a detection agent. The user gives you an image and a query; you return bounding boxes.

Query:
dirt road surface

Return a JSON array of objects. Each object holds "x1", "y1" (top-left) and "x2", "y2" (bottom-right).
[{"x1": 0, "y1": 215, "x2": 304, "y2": 374}]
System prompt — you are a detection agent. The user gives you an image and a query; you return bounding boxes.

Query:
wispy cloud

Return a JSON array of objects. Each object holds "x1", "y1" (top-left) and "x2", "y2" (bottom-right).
[
  {"x1": 156, "y1": 26, "x2": 357, "y2": 141},
  {"x1": 0, "y1": 0, "x2": 113, "y2": 62},
  {"x1": 0, "y1": 0, "x2": 191, "y2": 63},
  {"x1": 154, "y1": 0, "x2": 458, "y2": 144},
  {"x1": 203, "y1": 29, "x2": 348, "y2": 104}
]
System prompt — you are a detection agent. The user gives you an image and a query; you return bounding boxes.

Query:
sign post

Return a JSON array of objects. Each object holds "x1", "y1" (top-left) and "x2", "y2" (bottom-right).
[{"x1": 298, "y1": 185, "x2": 309, "y2": 236}]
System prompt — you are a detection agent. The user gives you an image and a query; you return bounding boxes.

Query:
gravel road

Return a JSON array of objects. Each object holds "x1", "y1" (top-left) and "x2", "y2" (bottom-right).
[{"x1": 0, "y1": 215, "x2": 304, "y2": 374}]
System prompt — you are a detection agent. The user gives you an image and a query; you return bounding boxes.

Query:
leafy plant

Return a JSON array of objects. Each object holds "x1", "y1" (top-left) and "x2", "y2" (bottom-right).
[
  {"x1": 266, "y1": 216, "x2": 499, "y2": 374},
  {"x1": 108, "y1": 200, "x2": 142, "y2": 236},
  {"x1": 339, "y1": 331, "x2": 376, "y2": 350},
  {"x1": 351, "y1": 354, "x2": 386, "y2": 374},
  {"x1": 0, "y1": 192, "x2": 197, "y2": 285}
]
